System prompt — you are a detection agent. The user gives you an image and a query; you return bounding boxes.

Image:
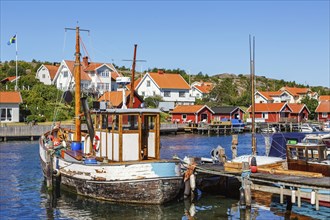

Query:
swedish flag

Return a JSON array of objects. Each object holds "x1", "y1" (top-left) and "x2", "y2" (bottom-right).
[{"x1": 7, "y1": 35, "x2": 16, "y2": 45}]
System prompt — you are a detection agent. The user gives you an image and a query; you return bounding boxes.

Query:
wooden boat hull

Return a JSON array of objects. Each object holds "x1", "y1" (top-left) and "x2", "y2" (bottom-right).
[{"x1": 39, "y1": 140, "x2": 183, "y2": 204}]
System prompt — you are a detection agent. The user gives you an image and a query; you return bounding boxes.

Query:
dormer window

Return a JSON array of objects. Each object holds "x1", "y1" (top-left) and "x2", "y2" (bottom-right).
[{"x1": 147, "y1": 80, "x2": 150, "y2": 87}]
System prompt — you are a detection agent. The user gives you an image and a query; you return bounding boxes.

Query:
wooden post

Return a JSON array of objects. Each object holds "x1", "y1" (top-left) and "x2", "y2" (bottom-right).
[
  {"x1": 46, "y1": 150, "x2": 53, "y2": 190},
  {"x1": 231, "y1": 135, "x2": 238, "y2": 159},
  {"x1": 243, "y1": 177, "x2": 252, "y2": 207}
]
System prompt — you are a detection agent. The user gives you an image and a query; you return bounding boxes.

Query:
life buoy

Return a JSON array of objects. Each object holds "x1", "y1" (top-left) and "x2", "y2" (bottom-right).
[
  {"x1": 53, "y1": 137, "x2": 61, "y2": 147},
  {"x1": 93, "y1": 135, "x2": 100, "y2": 152}
]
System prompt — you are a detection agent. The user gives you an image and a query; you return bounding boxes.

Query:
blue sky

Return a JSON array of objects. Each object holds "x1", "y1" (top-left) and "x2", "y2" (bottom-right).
[{"x1": 1, "y1": 0, "x2": 329, "y2": 87}]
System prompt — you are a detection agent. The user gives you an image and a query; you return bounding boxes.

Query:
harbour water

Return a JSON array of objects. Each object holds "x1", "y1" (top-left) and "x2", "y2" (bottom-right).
[{"x1": 1, "y1": 133, "x2": 329, "y2": 219}]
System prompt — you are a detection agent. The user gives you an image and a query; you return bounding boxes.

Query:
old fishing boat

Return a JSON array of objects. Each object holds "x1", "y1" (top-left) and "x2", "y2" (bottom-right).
[{"x1": 39, "y1": 26, "x2": 182, "y2": 204}]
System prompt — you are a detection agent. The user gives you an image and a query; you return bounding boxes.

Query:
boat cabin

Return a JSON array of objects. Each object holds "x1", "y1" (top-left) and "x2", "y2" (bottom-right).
[
  {"x1": 286, "y1": 142, "x2": 330, "y2": 177},
  {"x1": 82, "y1": 108, "x2": 161, "y2": 162}
]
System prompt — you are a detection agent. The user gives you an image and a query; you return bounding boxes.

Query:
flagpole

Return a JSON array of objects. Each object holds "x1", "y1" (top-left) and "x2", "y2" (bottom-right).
[{"x1": 15, "y1": 33, "x2": 18, "y2": 91}]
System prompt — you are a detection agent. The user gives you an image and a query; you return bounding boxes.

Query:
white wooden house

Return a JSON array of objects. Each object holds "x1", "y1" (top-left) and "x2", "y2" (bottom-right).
[
  {"x1": 0, "y1": 91, "x2": 22, "y2": 122},
  {"x1": 36, "y1": 64, "x2": 59, "y2": 85},
  {"x1": 190, "y1": 81, "x2": 213, "y2": 99},
  {"x1": 53, "y1": 57, "x2": 121, "y2": 94},
  {"x1": 135, "y1": 70, "x2": 195, "y2": 106}
]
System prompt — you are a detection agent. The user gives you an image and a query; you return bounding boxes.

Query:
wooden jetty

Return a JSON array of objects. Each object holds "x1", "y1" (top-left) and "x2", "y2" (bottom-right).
[
  {"x1": 194, "y1": 163, "x2": 330, "y2": 210},
  {"x1": 0, "y1": 123, "x2": 181, "y2": 141}
]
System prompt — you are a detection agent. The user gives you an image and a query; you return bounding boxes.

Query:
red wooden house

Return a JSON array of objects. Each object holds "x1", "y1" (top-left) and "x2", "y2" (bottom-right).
[
  {"x1": 287, "y1": 103, "x2": 310, "y2": 122},
  {"x1": 247, "y1": 103, "x2": 292, "y2": 123},
  {"x1": 171, "y1": 105, "x2": 214, "y2": 123},
  {"x1": 315, "y1": 101, "x2": 330, "y2": 122},
  {"x1": 211, "y1": 106, "x2": 245, "y2": 121}
]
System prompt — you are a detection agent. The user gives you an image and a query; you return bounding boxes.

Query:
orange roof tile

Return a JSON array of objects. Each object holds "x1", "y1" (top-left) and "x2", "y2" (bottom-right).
[
  {"x1": 148, "y1": 72, "x2": 190, "y2": 89},
  {"x1": 287, "y1": 103, "x2": 308, "y2": 113},
  {"x1": 0, "y1": 91, "x2": 22, "y2": 103},
  {"x1": 44, "y1": 65, "x2": 59, "y2": 80},
  {"x1": 98, "y1": 91, "x2": 132, "y2": 107},
  {"x1": 64, "y1": 60, "x2": 91, "y2": 81},
  {"x1": 319, "y1": 95, "x2": 330, "y2": 102},
  {"x1": 281, "y1": 86, "x2": 310, "y2": 96},
  {"x1": 247, "y1": 103, "x2": 286, "y2": 112},
  {"x1": 257, "y1": 91, "x2": 283, "y2": 100},
  {"x1": 172, "y1": 105, "x2": 210, "y2": 114},
  {"x1": 315, "y1": 101, "x2": 330, "y2": 113},
  {"x1": 194, "y1": 83, "x2": 213, "y2": 94}
]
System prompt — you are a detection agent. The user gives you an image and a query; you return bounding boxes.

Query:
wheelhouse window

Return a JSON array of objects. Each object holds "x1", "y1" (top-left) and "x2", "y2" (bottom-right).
[
  {"x1": 122, "y1": 115, "x2": 139, "y2": 131},
  {"x1": 164, "y1": 91, "x2": 171, "y2": 97}
]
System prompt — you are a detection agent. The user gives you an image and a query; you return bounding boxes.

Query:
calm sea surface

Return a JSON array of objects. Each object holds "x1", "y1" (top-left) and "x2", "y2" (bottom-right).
[{"x1": 1, "y1": 133, "x2": 329, "y2": 219}]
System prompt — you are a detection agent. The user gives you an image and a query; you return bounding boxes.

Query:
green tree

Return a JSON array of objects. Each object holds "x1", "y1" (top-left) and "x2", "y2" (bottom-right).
[
  {"x1": 144, "y1": 95, "x2": 163, "y2": 108},
  {"x1": 301, "y1": 96, "x2": 319, "y2": 120}
]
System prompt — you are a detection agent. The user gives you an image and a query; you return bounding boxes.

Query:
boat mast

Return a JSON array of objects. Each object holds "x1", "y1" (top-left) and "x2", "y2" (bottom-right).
[
  {"x1": 65, "y1": 26, "x2": 89, "y2": 141},
  {"x1": 74, "y1": 26, "x2": 82, "y2": 141},
  {"x1": 129, "y1": 44, "x2": 137, "y2": 108},
  {"x1": 250, "y1": 35, "x2": 257, "y2": 155}
]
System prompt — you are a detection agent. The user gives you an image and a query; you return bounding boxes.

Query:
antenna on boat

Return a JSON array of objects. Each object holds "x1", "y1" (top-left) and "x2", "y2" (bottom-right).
[
  {"x1": 64, "y1": 26, "x2": 90, "y2": 142},
  {"x1": 250, "y1": 35, "x2": 257, "y2": 156}
]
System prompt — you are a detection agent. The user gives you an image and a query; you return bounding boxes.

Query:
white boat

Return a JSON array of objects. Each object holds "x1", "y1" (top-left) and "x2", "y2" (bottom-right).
[
  {"x1": 300, "y1": 123, "x2": 316, "y2": 132},
  {"x1": 39, "y1": 27, "x2": 182, "y2": 204}
]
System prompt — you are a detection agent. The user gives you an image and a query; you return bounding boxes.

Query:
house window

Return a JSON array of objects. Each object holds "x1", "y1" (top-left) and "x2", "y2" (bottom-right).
[
  {"x1": 182, "y1": 114, "x2": 187, "y2": 121},
  {"x1": 262, "y1": 113, "x2": 268, "y2": 119},
  {"x1": 100, "y1": 70, "x2": 109, "y2": 77},
  {"x1": 142, "y1": 91, "x2": 145, "y2": 96},
  {"x1": 322, "y1": 113, "x2": 328, "y2": 118},
  {"x1": 164, "y1": 91, "x2": 171, "y2": 97},
  {"x1": 153, "y1": 91, "x2": 156, "y2": 96},
  {"x1": 42, "y1": 74, "x2": 45, "y2": 78},
  {"x1": 63, "y1": 71, "x2": 68, "y2": 77},
  {"x1": 179, "y1": 91, "x2": 185, "y2": 97},
  {"x1": 0, "y1": 108, "x2": 12, "y2": 121},
  {"x1": 147, "y1": 80, "x2": 150, "y2": 87}
]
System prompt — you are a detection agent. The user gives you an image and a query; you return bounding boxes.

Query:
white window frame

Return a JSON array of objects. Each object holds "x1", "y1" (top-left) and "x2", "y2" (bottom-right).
[
  {"x1": 322, "y1": 112, "x2": 328, "y2": 118},
  {"x1": 262, "y1": 112, "x2": 269, "y2": 119},
  {"x1": 164, "y1": 91, "x2": 171, "y2": 97}
]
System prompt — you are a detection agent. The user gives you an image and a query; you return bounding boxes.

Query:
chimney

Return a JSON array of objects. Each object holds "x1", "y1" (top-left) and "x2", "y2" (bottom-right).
[
  {"x1": 83, "y1": 56, "x2": 89, "y2": 67},
  {"x1": 158, "y1": 70, "x2": 164, "y2": 74}
]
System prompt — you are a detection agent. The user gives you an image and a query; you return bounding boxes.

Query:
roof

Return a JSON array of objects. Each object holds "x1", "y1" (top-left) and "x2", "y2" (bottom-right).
[
  {"x1": 63, "y1": 60, "x2": 120, "y2": 81},
  {"x1": 44, "y1": 64, "x2": 59, "y2": 79},
  {"x1": 0, "y1": 91, "x2": 22, "y2": 103},
  {"x1": 147, "y1": 72, "x2": 190, "y2": 89},
  {"x1": 158, "y1": 102, "x2": 175, "y2": 112},
  {"x1": 211, "y1": 106, "x2": 244, "y2": 114},
  {"x1": 194, "y1": 84, "x2": 213, "y2": 94},
  {"x1": 315, "y1": 101, "x2": 330, "y2": 113},
  {"x1": 64, "y1": 60, "x2": 91, "y2": 81},
  {"x1": 257, "y1": 91, "x2": 283, "y2": 101},
  {"x1": 319, "y1": 95, "x2": 330, "y2": 102},
  {"x1": 171, "y1": 105, "x2": 214, "y2": 114},
  {"x1": 280, "y1": 86, "x2": 310, "y2": 96},
  {"x1": 247, "y1": 103, "x2": 288, "y2": 112},
  {"x1": 0, "y1": 76, "x2": 19, "y2": 83},
  {"x1": 98, "y1": 90, "x2": 142, "y2": 107},
  {"x1": 287, "y1": 103, "x2": 310, "y2": 114}
]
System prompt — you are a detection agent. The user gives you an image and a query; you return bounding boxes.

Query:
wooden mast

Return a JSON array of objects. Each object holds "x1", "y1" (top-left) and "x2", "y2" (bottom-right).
[
  {"x1": 250, "y1": 35, "x2": 257, "y2": 155},
  {"x1": 129, "y1": 44, "x2": 137, "y2": 108},
  {"x1": 74, "y1": 26, "x2": 81, "y2": 141}
]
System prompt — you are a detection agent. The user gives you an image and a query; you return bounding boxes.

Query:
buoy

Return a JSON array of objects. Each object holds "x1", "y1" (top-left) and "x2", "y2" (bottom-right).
[
  {"x1": 190, "y1": 174, "x2": 196, "y2": 191},
  {"x1": 291, "y1": 190, "x2": 296, "y2": 203},
  {"x1": 93, "y1": 135, "x2": 100, "y2": 152},
  {"x1": 311, "y1": 190, "x2": 316, "y2": 205},
  {"x1": 250, "y1": 156, "x2": 257, "y2": 173},
  {"x1": 53, "y1": 138, "x2": 61, "y2": 146}
]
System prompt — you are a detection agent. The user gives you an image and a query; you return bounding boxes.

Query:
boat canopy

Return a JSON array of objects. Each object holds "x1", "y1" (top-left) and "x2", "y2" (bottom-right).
[{"x1": 269, "y1": 132, "x2": 306, "y2": 158}]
